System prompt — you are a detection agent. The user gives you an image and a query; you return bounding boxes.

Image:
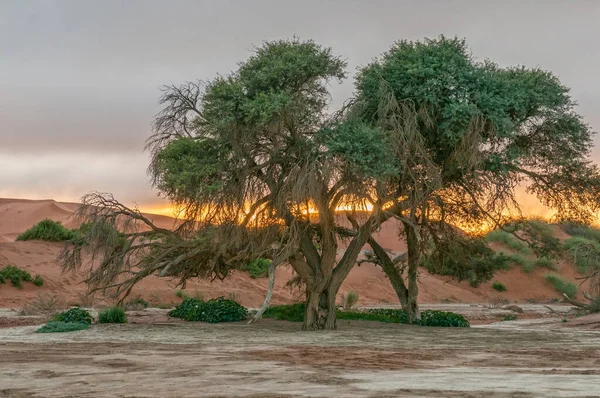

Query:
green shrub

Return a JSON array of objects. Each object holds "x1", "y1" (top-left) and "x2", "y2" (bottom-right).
[
  {"x1": 587, "y1": 297, "x2": 600, "y2": 313},
  {"x1": 0, "y1": 265, "x2": 33, "y2": 288},
  {"x1": 51, "y1": 307, "x2": 93, "y2": 325},
  {"x1": 562, "y1": 237, "x2": 600, "y2": 273},
  {"x1": 33, "y1": 275, "x2": 44, "y2": 287},
  {"x1": 418, "y1": 310, "x2": 470, "y2": 327},
  {"x1": 176, "y1": 290, "x2": 190, "y2": 299},
  {"x1": 560, "y1": 221, "x2": 600, "y2": 243},
  {"x1": 16, "y1": 219, "x2": 77, "y2": 242},
  {"x1": 544, "y1": 273, "x2": 578, "y2": 298},
  {"x1": 169, "y1": 297, "x2": 247, "y2": 323},
  {"x1": 503, "y1": 314, "x2": 518, "y2": 321},
  {"x1": 262, "y1": 303, "x2": 306, "y2": 322},
  {"x1": 365, "y1": 308, "x2": 410, "y2": 323},
  {"x1": 242, "y1": 258, "x2": 271, "y2": 279},
  {"x1": 492, "y1": 282, "x2": 506, "y2": 292},
  {"x1": 534, "y1": 257, "x2": 557, "y2": 270},
  {"x1": 35, "y1": 321, "x2": 90, "y2": 333},
  {"x1": 125, "y1": 297, "x2": 149, "y2": 310},
  {"x1": 337, "y1": 310, "x2": 399, "y2": 323},
  {"x1": 485, "y1": 230, "x2": 531, "y2": 253},
  {"x1": 98, "y1": 306, "x2": 127, "y2": 324}
]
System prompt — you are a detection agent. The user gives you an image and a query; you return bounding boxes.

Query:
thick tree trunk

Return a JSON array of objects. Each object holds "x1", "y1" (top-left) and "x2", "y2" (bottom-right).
[
  {"x1": 302, "y1": 279, "x2": 340, "y2": 330},
  {"x1": 367, "y1": 237, "x2": 410, "y2": 310}
]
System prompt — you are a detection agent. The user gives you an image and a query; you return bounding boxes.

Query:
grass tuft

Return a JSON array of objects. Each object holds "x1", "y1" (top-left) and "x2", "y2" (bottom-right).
[
  {"x1": 98, "y1": 306, "x2": 127, "y2": 324},
  {"x1": 544, "y1": 273, "x2": 577, "y2": 298}
]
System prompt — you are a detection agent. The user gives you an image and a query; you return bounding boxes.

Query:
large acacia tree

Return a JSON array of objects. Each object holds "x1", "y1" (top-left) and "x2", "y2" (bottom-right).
[
  {"x1": 331, "y1": 36, "x2": 600, "y2": 321},
  {"x1": 61, "y1": 39, "x2": 395, "y2": 330}
]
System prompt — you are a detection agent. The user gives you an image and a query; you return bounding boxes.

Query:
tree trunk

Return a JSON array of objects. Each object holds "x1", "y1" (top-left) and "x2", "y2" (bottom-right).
[
  {"x1": 248, "y1": 260, "x2": 276, "y2": 324},
  {"x1": 367, "y1": 237, "x2": 409, "y2": 310},
  {"x1": 403, "y1": 221, "x2": 421, "y2": 323},
  {"x1": 302, "y1": 279, "x2": 340, "y2": 330}
]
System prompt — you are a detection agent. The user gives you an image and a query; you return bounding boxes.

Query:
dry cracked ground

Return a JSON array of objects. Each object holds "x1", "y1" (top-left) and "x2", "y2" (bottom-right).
[{"x1": 1, "y1": 308, "x2": 600, "y2": 398}]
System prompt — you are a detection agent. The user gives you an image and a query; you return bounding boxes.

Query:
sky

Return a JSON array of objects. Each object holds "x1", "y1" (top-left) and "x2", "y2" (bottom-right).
[{"x1": 1, "y1": 0, "x2": 600, "y2": 215}]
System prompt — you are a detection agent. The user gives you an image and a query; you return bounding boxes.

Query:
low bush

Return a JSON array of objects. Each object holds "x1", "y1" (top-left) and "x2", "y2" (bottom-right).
[
  {"x1": 16, "y1": 219, "x2": 77, "y2": 242},
  {"x1": 33, "y1": 275, "x2": 44, "y2": 287},
  {"x1": 242, "y1": 258, "x2": 271, "y2": 279},
  {"x1": 0, "y1": 265, "x2": 33, "y2": 288},
  {"x1": 35, "y1": 321, "x2": 90, "y2": 333},
  {"x1": 262, "y1": 304, "x2": 470, "y2": 327},
  {"x1": 485, "y1": 230, "x2": 531, "y2": 253},
  {"x1": 98, "y1": 306, "x2": 127, "y2": 324},
  {"x1": 503, "y1": 314, "x2": 518, "y2": 321},
  {"x1": 169, "y1": 297, "x2": 247, "y2": 323},
  {"x1": 125, "y1": 297, "x2": 149, "y2": 311},
  {"x1": 344, "y1": 291, "x2": 359, "y2": 310},
  {"x1": 561, "y1": 237, "x2": 600, "y2": 274},
  {"x1": 20, "y1": 293, "x2": 65, "y2": 315},
  {"x1": 560, "y1": 221, "x2": 600, "y2": 243},
  {"x1": 262, "y1": 303, "x2": 305, "y2": 322},
  {"x1": 51, "y1": 307, "x2": 93, "y2": 325},
  {"x1": 176, "y1": 290, "x2": 190, "y2": 299},
  {"x1": 492, "y1": 282, "x2": 506, "y2": 292},
  {"x1": 544, "y1": 273, "x2": 578, "y2": 298},
  {"x1": 533, "y1": 257, "x2": 557, "y2": 271}
]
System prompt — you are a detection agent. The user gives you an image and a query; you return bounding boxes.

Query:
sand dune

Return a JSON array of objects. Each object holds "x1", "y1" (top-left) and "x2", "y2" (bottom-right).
[{"x1": 0, "y1": 197, "x2": 589, "y2": 309}]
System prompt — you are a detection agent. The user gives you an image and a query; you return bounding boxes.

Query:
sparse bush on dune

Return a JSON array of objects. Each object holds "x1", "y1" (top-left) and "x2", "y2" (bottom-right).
[
  {"x1": 562, "y1": 237, "x2": 600, "y2": 274},
  {"x1": 560, "y1": 221, "x2": 600, "y2": 243},
  {"x1": 485, "y1": 230, "x2": 531, "y2": 254},
  {"x1": 33, "y1": 275, "x2": 44, "y2": 287},
  {"x1": 0, "y1": 265, "x2": 33, "y2": 288},
  {"x1": 544, "y1": 273, "x2": 578, "y2": 298},
  {"x1": 492, "y1": 282, "x2": 506, "y2": 292},
  {"x1": 16, "y1": 219, "x2": 77, "y2": 242},
  {"x1": 98, "y1": 306, "x2": 127, "y2": 324}
]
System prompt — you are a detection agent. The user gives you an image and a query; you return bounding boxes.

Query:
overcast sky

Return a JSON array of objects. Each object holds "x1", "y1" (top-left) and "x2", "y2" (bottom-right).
[{"x1": 1, "y1": 0, "x2": 600, "y2": 214}]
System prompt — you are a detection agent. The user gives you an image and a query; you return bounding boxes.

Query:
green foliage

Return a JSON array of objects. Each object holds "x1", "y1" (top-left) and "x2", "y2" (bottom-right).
[
  {"x1": 504, "y1": 218, "x2": 561, "y2": 258},
  {"x1": 98, "y1": 307, "x2": 127, "y2": 324},
  {"x1": 262, "y1": 304, "x2": 469, "y2": 327},
  {"x1": 588, "y1": 297, "x2": 600, "y2": 313},
  {"x1": 492, "y1": 282, "x2": 506, "y2": 292},
  {"x1": 242, "y1": 258, "x2": 271, "y2": 279},
  {"x1": 0, "y1": 265, "x2": 33, "y2": 288},
  {"x1": 125, "y1": 297, "x2": 149, "y2": 309},
  {"x1": 544, "y1": 273, "x2": 578, "y2": 298},
  {"x1": 262, "y1": 303, "x2": 305, "y2": 322},
  {"x1": 485, "y1": 230, "x2": 531, "y2": 254},
  {"x1": 562, "y1": 236, "x2": 600, "y2": 273},
  {"x1": 503, "y1": 314, "x2": 518, "y2": 321},
  {"x1": 33, "y1": 275, "x2": 44, "y2": 287},
  {"x1": 418, "y1": 310, "x2": 470, "y2": 327},
  {"x1": 168, "y1": 297, "x2": 247, "y2": 323},
  {"x1": 533, "y1": 257, "x2": 557, "y2": 270},
  {"x1": 16, "y1": 219, "x2": 77, "y2": 242},
  {"x1": 51, "y1": 307, "x2": 93, "y2": 325},
  {"x1": 176, "y1": 290, "x2": 190, "y2": 299},
  {"x1": 560, "y1": 221, "x2": 600, "y2": 243},
  {"x1": 422, "y1": 236, "x2": 510, "y2": 286},
  {"x1": 35, "y1": 322, "x2": 90, "y2": 333}
]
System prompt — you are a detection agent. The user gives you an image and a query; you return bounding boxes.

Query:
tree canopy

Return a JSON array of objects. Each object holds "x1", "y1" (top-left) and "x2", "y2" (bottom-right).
[{"x1": 60, "y1": 36, "x2": 600, "y2": 329}]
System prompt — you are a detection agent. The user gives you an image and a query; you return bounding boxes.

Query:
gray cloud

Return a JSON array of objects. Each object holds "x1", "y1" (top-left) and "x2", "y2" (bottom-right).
[{"x1": 1, "y1": 0, "x2": 599, "y2": 206}]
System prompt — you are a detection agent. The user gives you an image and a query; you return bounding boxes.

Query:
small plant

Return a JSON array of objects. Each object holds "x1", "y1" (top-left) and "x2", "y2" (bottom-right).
[
  {"x1": 228, "y1": 292, "x2": 240, "y2": 302},
  {"x1": 242, "y1": 258, "x2": 271, "y2": 279},
  {"x1": 562, "y1": 318, "x2": 568, "y2": 322},
  {"x1": 533, "y1": 257, "x2": 557, "y2": 270},
  {"x1": 0, "y1": 265, "x2": 33, "y2": 288},
  {"x1": 561, "y1": 236, "x2": 600, "y2": 274},
  {"x1": 263, "y1": 303, "x2": 306, "y2": 322},
  {"x1": 169, "y1": 297, "x2": 247, "y2": 323},
  {"x1": 98, "y1": 306, "x2": 127, "y2": 324},
  {"x1": 36, "y1": 322, "x2": 90, "y2": 333},
  {"x1": 16, "y1": 219, "x2": 77, "y2": 242},
  {"x1": 503, "y1": 314, "x2": 518, "y2": 321},
  {"x1": 485, "y1": 230, "x2": 531, "y2": 253},
  {"x1": 544, "y1": 273, "x2": 578, "y2": 298},
  {"x1": 492, "y1": 282, "x2": 506, "y2": 292},
  {"x1": 487, "y1": 294, "x2": 509, "y2": 309},
  {"x1": 176, "y1": 290, "x2": 190, "y2": 299},
  {"x1": 33, "y1": 275, "x2": 44, "y2": 287},
  {"x1": 125, "y1": 296, "x2": 149, "y2": 311},
  {"x1": 343, "y1": 291, "x2": 359, "y2": 310},
  {"x1": 418, "y1": 310, "x2": 470, "y2": 327},
  {"x1": 51, "y1": 307, "x2": 93, "y2": 325},
  {"x1": 20, "y1": 293, "x2": 66, "y2": 315}
]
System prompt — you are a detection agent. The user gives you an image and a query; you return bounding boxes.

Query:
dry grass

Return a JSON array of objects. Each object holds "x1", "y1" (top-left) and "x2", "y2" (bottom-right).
[
  {"x1": 20, "y1": 293, "x2": 66, "y2": 315},
  {"x1": 487, "y1": 294, "x2": 509, "y2": 309}
]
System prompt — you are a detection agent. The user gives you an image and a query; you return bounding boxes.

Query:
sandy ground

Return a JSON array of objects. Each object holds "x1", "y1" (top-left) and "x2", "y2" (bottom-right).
[{"x1": 0, "y1": 308, "x2": 599, "y2": 398}]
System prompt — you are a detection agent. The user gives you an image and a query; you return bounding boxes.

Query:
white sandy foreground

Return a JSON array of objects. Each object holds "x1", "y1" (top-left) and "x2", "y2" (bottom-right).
[{"x1": 1, "y1": 307, "x2": 600, "y2": 398}]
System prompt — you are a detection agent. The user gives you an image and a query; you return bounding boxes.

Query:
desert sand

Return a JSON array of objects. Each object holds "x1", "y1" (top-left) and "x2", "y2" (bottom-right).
[{"x1": 0, "y1": 197, "x2": 589, "y2": 309}]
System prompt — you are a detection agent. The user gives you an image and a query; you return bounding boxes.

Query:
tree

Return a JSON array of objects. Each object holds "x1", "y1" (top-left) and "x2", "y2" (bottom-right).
[
  {"x1": 330, "y1": 36, "x2": 600, "y2": 321},
  {"x1": 60, "y1": 39, "x2": 390, "y2": 330}
]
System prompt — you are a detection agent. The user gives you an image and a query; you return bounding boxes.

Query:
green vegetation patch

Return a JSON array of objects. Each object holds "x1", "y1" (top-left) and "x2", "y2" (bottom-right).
[
  {"x1": 262, "y1": 304, "x2": 469, "y2": 327},
  {"x1": 544, "y1": 273, "x2": 577, "y2": 298},
  {"x1": 98, "y1": 306, "x2": 127, "y2": 324},
  {"x1": 35, "y1": 321, "x2": 90, "y2": 333},
  {"x1": 562, "y1": 236, "x2": 600, "y2": 274},
  {"x1": 492, "y1": 282, "x2": 506, "y2": 292},
  {"x1": 503, "y1": 314, "x2": 518, "y2": 321},
  {"x1": 16, "y1": 219, "x2": 77, "y2": 242},
  {"x1": 485, "y1": 230, "x2": 531, "y2": 254},
  {"x1": 169, "y1": 297, "x2": 247, "y2": 323},
  {"x1": 0, "y1": 265, "x2": 33, "y2": 288},
  {"x1": 51, "y1": 307, "x2": 93, "y2": 325},
  {"x1": 242, "y1": 258, "x2": 271, "y2": 279}
]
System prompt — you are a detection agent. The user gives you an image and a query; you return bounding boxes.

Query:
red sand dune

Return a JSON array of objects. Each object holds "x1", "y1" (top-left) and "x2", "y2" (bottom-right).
[{"x1": 0, "y1": 198, "x2": 588, "y2": 309}]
